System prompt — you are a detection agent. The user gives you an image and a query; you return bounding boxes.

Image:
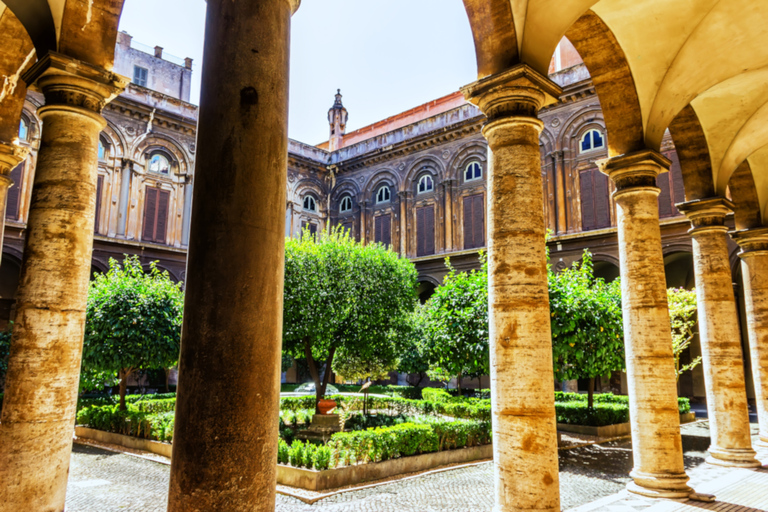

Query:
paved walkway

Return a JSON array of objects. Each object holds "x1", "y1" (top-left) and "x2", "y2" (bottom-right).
[{"x1": 65, "y1": 422, "x2": 764, "y2": 511}]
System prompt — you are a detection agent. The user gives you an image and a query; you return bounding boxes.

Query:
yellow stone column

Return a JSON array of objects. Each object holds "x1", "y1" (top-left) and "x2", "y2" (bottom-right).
[
  {"x1": 462, "y1": 65, "x2": 562, "y2": 512},
  {"x1": 678, "y1": 198, "x2": 759, "y2": 467},
  {"x1": 598, "y1": 151, "x2": 692, "y2": 498},
  {"x1": 167, "y1": 0, "x2": 299, "y2": 511},
  {"x1": 732, "y1": 227, "x2": 768, "y2": 448},
  {"x1": 0, "y1": 54, "x2": 126, "y2": 512},
  {"x1": 0, "y1": 142, "x2": 26, "y2": 261}
]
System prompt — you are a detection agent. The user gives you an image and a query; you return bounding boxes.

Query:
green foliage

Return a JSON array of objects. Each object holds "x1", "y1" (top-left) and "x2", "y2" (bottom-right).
[
  {"x1": 549, "y1": 251, "x2": 624, "y2": 403},
  {"x1": 386, "y1": 385, "x2": 423, "y2": 399},
  {"x1": 76, "y1": 403, "x2": 175, "y2": 442},
  {"x1": 313, "y1": 444, "x2": 332, "y2": 470},
  {"x1": 330, "y1": 423, "x2": 439, "y2": 465},
  {"x1": 395, "y1": 305, "x2": 431, "y2": 386},
  {"x1": 421, "y1": 388, "x2": 452, "y2": 402},
  {"x1": 82, "y1": 256, "x2": 183, "y2": 409},
  {"x1": 552, "y1": 392, "x2": 690, "y2": 426},
  {"x1": 422, "y1": 254, "x2": 489, "y2": 389},
  {"x1": 289, "y1": 440, "x2": 306, "y2": 467},
  {"x1": 278, "y1": 439, "x2": 290, "y2": 464},
  {"x1": 667, "y1": 288, "x2": 701, "y2": 381},
  {"x1": 282, "y1": 227, "x2": 418, "y2": 403}
]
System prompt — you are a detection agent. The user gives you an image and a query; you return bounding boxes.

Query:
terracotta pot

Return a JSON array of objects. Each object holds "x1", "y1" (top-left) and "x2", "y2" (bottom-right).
[{"x1": 317, "y1": 399, "x2": 337, "y2": 415}]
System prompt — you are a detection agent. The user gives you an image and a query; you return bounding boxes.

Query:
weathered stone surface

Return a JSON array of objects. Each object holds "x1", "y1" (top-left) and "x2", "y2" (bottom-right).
[{"x1": 598, "y1": 150, "x2": 692, "y2": 498}]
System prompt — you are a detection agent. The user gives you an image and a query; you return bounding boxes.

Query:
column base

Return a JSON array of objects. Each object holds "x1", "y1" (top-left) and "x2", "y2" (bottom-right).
[
  {"x1": 628, "y1": 470, "x2": 692, "y2": 499},
  {"x1": 706, "y1": 446, "x2": 760, "y2": 468}
]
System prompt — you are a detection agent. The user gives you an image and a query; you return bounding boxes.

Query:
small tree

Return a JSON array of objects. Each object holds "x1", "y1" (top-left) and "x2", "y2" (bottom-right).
[
  {"x1": 82, "y1": 257, "x2": 183, "y2": 410},
  {"x1": 423, "y1": 254, "x2": 489, "y2": 396},
  {"x1": 550, "y1": 251, "x2": 624, "y2": 409},
  {"x1": 667, "y1": 287, "x2": 701, "y2": 382},
  {"x1": 396, "y1": 306, "x2": 431, "y2": 387},
  {"x1": 282, "y1": 227, "x2": 417, "y2": 409}
]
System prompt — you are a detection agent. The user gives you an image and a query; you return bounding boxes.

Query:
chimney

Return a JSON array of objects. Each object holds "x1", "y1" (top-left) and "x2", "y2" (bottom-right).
[
  {"x1": 154, "y1": 46, "x2": 164, "y2": 59},
  {"x1": 184, "y1": 57, "x2": 194, "y2": 70},
  {"x1": 117, "y1": 31, "x2": 132, "y2": 48},
  {"x1": 327, "y1": 89, "x2": 348, "y2": 152}
]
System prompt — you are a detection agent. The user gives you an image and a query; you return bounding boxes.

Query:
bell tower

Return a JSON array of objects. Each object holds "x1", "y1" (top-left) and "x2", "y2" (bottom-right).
[{"x1": 327, "y1": 89, "x2": 348, "y2": 152}]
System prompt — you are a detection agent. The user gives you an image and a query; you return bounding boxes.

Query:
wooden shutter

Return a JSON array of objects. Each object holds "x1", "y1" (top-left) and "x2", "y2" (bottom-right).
[
  {"x1": 463, "y1": 195, "x2": 473, "y2": 249},
  {"x1": 382, "y1": 215, "x2": 391, "y2": 247},
  {"x1": 657, "y1": 172, "x2": 673, "y2": 218},
  {"x1": 142, "y1": 187, "x2": 158, "y2": 241},
  {"x1": 416, "y1": 206, "x2": 435, "y2": 257},
  {"x1": 472, "y1": 194, "x2": 484, "y2": 248},
  {"x1": 308, "y1": 222, "x2": 317, "y2": 237},
  {"x1": 580, "y1": 170, "x2": 596, "y2": 231},
  {"x1": 5, "y1": 162, "x2": 23, "y2": 221},
  {"x1": 155, "y1": 189, "x2": 170, "y2": 244},
  {"x1": 342, "y1": 221, "x2": 353, "y2": 238},
  {"x1": 594, "y1": 170, "x2": 611, "y2": 229},
  {"x1": 94, "y1": 175, "x2": 104, "y2": 233}
]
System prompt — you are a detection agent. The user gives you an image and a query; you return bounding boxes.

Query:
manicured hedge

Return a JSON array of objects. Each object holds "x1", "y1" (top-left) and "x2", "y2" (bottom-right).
[
  {"x1": 277, "y1": 439, "x2": 332, "y2": 470},
  {"x1": 421, "y1": 388, "x2": 452, "y2": 402},
  {"x1": 76, "y1": 404, "x2": 175, "y2": 442},
  {"x1": 553, "y1": 392, "x2": 691, "y2": 415},
  {"x1": 555, "y1": 402, "x2": 629, "y2": 427}
]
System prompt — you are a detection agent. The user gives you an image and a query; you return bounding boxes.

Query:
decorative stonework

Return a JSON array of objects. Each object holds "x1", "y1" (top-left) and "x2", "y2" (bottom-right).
[
  {"x1": 677, "y1": 198, "x2": 734, "y2": 234},
  {"x1": 597, "y1": 150, "x2": 671, "y2": 193},
  {"x1": 0, "y1": 142, "x2": 28, "y2": 176}
]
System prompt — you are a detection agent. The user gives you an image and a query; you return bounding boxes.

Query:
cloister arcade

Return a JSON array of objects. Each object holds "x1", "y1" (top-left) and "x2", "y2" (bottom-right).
[{"x1": 0, "y1": 1, "x2": 767, "y2": 511}]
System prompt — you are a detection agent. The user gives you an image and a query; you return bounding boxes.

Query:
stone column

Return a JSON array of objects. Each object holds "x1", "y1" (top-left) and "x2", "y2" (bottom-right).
[
  {"x1": 0, "y1": 53, "x2": 126, "y2": 512},
  {"x1": 167, "y1": 1, "x2": 299, "y2": 511},
  {"x1": 0, "y1": 143, "x2": 26, "y2": 260},
  {"x1": 678, "y1": 198, "x2": 758, "y2": 467},
  {"x1": 398, "y1": 191, "x2": 407, "y2": 255},
  {"x1": 554, "y1": 150, "x2": 568, "y2": 234},
  {"x1": 732, "y1": 227, "x2": 768, "y2": 447},
  {"x1": 462, "y1": 65, "x2": 562, "y2": 512},
  {"x1": 597, "y1": 151, "x2": 692, "y2": 498},
  {"x1": 443, "y1": 179, "x2": 455, "y2": 252}
]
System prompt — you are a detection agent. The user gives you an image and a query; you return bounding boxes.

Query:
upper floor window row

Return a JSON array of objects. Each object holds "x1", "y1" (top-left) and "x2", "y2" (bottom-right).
[
  {"x1": 465, "y1": 161, "x2": 482, "y2": 182},
  {"x1": 149, "y1": 153, "x2": 171, "y2": 174},
  {"x1": 303, "y1": 195, "x2": 317, "y2": 212},
  {"x1": 133, "y1": 66, "x2": 149, "y2": 88},
  {"x1": 418, "y1": 175, "x2": 434, "y2": 194},
  {"x1": 580, "y1": 129, "x2": 605, "y2": 153},
  {"x1": 376, "y1": 185, "x2": 391, "y2": 204},
  {"x1": 340, "y1": 195, "x2": 353, "y2": 213}
]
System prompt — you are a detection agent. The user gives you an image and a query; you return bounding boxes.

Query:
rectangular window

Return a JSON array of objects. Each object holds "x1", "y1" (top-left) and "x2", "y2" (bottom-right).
[
  {"x1": 374, "y1": 214, "x2": 391, "y2": 247},
  {"x1": 133, "y1": 66, "x2": 148, "y2": 87},
  {"x1": 5, "y1": 162, "x2": 24, "y2": 221},
  {"x1": 142, "y1": 187, "x2": 170, "y2": 244},
  {"x1": 94, "y1": 175, "x2": 104, "y2": 234},
  {"x1": 301, "y1": 221, "x2": 318, "y2": 237},
  {"x1": 463, "y1": 193, "x2": 485, "y2": 250},
  {"x1": 416, "y1": 205, "x2": 435, "y2": 257},
  {"x1": 580, "y1": 168, "x2": 611, "y2": 231}
]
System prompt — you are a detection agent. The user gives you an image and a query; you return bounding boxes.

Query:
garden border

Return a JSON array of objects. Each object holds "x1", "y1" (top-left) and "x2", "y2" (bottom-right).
[
  {"x1": 556, "y1": 412, "x2": 697, "y2": 438},
  {"x1": 75, "y1": 426, "x2": 172, "y2": 458}
]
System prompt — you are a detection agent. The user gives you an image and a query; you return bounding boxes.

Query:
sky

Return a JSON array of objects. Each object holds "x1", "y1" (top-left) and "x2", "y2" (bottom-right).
[{"x1": 117, "y1": 0, "x2": 478, "y2": 145}]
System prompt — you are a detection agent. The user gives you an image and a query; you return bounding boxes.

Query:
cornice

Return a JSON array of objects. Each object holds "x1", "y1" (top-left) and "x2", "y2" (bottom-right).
[{"x1": 105, "y1": 96, "x2": 198, "y2": 135}]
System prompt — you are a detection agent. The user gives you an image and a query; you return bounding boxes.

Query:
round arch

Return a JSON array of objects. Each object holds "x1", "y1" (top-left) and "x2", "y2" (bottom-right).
[{"x1": 448, "y1": 142, "x2": 487, "y2": 183}]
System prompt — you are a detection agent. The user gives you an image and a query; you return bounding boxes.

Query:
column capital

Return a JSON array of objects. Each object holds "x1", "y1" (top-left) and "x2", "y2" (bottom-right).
[
  {"x1": 461, "y1": 64, "x2": 562, "y2": 119},
  {"x1": 397, "y1": 190, "x2": 411, "y2": 200},
  {"x1": 597, "y1": 149, "x2": 671, "y2": 194},
  {"x1": 23, "y1": 52, "x2": 128, "y2": 120},
  {"x1": 0, "y1": 141, "x2": 28, "y2": 178},
  {"x1": 677, "y1": 197, "x2": 734, "y2": 235},
  {"x1": 290, "y1": 0, "x2": 301, "y2": 14},
  {"x1": 732, "y1": 227, "x2": 768, "y2": 256}
]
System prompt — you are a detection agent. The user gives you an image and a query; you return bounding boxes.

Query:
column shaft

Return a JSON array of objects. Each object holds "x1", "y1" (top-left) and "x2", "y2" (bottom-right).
[
  {"x1": 732, "y1": 228, "x2": 768, "y2": 446},
  {"x1": 167, "y1": 0, "x2": 297, "y2": 510},
  {"x1": 0, "y1": 57, "x2": 125, "y2": 511},
  {"x1": 599, "y1": 151, "x2": 691, "y2": 498},
  {"x1": 463, "y1": 65, "x2": 562, "y2": 512},
  {"x1": 680, "y1": 199, "x2": 757, "y2": 467}
]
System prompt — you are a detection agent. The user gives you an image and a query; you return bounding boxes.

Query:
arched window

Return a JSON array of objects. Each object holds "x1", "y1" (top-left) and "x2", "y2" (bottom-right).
[
  {"x1": 376, "y1": 185, "x2": 391, "y2": 204},
  {"x1": 465, "y1": 161, "x2": 482, "y2": 182},
  {"x1": 340, "y1": 196, "x2": 352, "y2": 213},
  {"x1": 580, "y1": 129, "x2": 605, "y2": 153},
  {"x1": 18, "y1": 118, "x2": 29, "y2": 141},
  {"x1": 98, "y1": 140, "x2": 107, "y2": 161},
  {"x1": 303, "y1": 195, "x2": 317, "y2": 212},
  {"x1": 148, "y1": 153, "x2": 171, "y2": 174},
  {"x1": 418, "y1": 175, "x2": 434, "y2": 194}
]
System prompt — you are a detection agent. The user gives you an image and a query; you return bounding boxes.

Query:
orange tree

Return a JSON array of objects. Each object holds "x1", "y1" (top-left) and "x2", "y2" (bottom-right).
[
  {"x1": 549, "y1": 251, "x2": 624, "y2": 408},
  {"x1": 82, "y1": 257, "x2": 183, "y2": 410}
]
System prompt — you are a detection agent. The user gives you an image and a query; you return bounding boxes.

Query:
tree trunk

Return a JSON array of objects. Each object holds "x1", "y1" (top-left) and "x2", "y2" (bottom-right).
[
  {"x1": 118, "y1": 368, "x2": 133, "y2": 411},
  {"x1": 588, "y1": 377, "x2": 595, "y2": 410},
  {"x1": 478, "y1": 376, "x2": 482, "y2": 393},
  {"x1": 165, "y1": 368, "x2": 171, "y2": 393},
  {"x1": 457, "y1": 373, "x2": 462, "y2": 398},
  {"x1": 304, "y1": 338, "x2": 336, "y2": 414}
]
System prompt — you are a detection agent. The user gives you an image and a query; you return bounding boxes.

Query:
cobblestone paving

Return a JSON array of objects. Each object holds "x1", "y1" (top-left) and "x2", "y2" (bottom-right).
[{"x1": 65, "y1": 423, "x2": 719, "y2": 512}]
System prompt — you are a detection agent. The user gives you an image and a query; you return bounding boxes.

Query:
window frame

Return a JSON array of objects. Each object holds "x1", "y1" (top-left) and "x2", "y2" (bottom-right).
[
  {"x1": 339, "y1": 195, "x2": 353, "y2": 213},
  {"x1": 376, "y1": 185, "x2": 391, "y2": 204},
  {"x1": 18, "y1": 117, "x2": 29, "y2": 141},
  {"x1": 464, "y1": 161, "x2": 483, "y2": 182},
  {"x1": 133, "y1": 65, "x2": 149, "y2": 87},
  {"x1": 303, "y1": 195, "x2": 317, "y2": 212},
  {"x1": 579, "y1": 129, "x2": 605, "y2": 154},
  {"x1": 147, "y1": 152, "x2": 171, "y2": 175},
  {"x1": 417, "y1": 174, "x2": 434, "y2": 194}
]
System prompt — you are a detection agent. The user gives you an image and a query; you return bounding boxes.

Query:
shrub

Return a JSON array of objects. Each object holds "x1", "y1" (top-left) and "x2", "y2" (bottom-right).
[
  {"x1": 135, "y1": 398, "x2": 176, "y2": 414},
  {"x1": 431, "y1": 420, "x2": 492, "y2": 451},
  {"x1": 282, "y1": 428, "x2": 295, "y2": 444},
  {"x1": 278, "y1": 439, "x2": 290, "y2": 464},
  {"x1": 422, "y1": 388, "x2": 452, "y2": 402},
  {"x1": 304, "y1": 442, "x2": 318, "y2": 469},
  {"x1": 678, "y1": 397, "x2": 691, "y2": 414},
  {"x1": 280, "y1": 396, "x2": 316, "y2": 412},
  {"x1": 288, "y1": 440, "x2": 305, "y2": 467},
  {"x1": 330, "y1": 423, "x2": 439, "y2": 465},
  {"x1": 313, "y1": 445, "x2": 332, "y2": 470},
  {"x1": 386, "y1": 385, "x2": 422, "y2": 399},
  {"x1": 555, "y1": 401, "x2": 628, "y2": 427}
]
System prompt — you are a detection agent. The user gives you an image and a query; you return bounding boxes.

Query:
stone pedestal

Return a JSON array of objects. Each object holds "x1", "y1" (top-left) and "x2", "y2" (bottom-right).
[
  {"x1": 598, "y1": 151, "x2": 692, "y2": 498},
  {"x1": 678, "y1": 198, "x2": 758, "y2": 467},
  {"x1": 732, "y1": 227, "x2": 768, "y2": 448},
  {"x1": 167, "y1": 1, "x2": 300, "y2": 511},
  {"x1": 0, "y1": 54, "x2": 127, "y2": 512},
  {"x1": 462, "y1": 64, "x2": 562, "y2": 512},
  {"x1": 297, "y1": 414, "x2": 342, "y2": 442}
]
